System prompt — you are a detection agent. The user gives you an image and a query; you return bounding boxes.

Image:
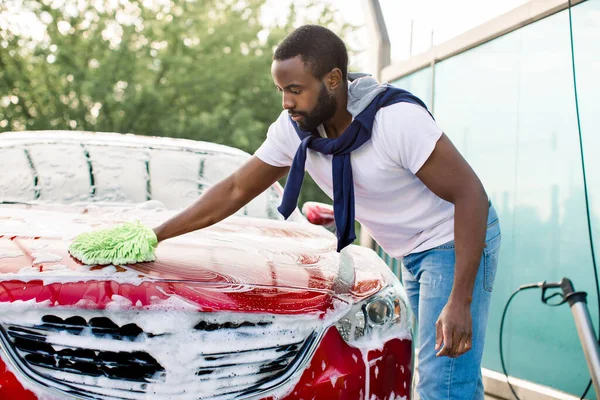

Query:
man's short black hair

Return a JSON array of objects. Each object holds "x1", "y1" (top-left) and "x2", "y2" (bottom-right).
[{"x1": 274, "y1": 25, "x2": 348, "y2": 81}]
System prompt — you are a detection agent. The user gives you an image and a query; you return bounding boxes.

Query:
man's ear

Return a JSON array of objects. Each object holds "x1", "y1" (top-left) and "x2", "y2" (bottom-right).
[{"x1": 327, "y1": 68, "x2": 343, "y2": 90}]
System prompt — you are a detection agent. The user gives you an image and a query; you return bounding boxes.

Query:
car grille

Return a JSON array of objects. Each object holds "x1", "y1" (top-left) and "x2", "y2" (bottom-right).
[
  {"x1": 0, "y1": 311, "x2": 319, "y2": 400},
  {"x1": 6, "y1": 315, "x2": 164, "y2": 383}
]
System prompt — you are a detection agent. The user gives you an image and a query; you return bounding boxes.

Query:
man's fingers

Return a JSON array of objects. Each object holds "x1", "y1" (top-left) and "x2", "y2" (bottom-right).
[
  {"x1": 460, "y1": 335, "x2": 473, "y2": 355},
  {"x1": 453, "y1": 334, "x2": 466, "y2": 357},
  {"x1": 452, "y1": 333, "x2": 472, "y2": 357},
  {"x1": 437, "y1": 328, "x2": 473, "y2": 358},
  {"x1": 435, "y1": 320, "x2": 443, "y2": 350},
  {"x1": 436, "y1": 324, "x2": 453, "y2": 357}
]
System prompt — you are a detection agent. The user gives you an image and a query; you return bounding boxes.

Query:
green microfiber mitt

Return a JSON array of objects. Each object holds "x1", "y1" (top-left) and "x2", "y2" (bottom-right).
[{"x1": 68, "y1": 221, "x2": 158, "y2": 265}]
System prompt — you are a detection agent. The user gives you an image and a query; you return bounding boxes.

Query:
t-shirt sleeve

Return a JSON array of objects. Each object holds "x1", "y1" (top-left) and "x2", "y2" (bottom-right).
[
  {"x1": 254, "y1": 110, "x2": 295, "y2": 168},
  {"x1": 375, "y1": 102, "x2": 443, "y2": 174}
]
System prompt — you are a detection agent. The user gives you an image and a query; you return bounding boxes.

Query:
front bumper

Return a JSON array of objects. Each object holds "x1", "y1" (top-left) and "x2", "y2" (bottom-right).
[
  {"x1": 0, "y1": 325, "x2": 412, "y2": 400},
  {"x1": 278, "y1": 326, "x2": 412, "y2": 400}
]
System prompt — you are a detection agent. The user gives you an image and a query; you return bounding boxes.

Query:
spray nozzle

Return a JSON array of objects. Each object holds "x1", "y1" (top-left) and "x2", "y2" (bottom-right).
[
  {"x1": 540, "y1": 278, "x2": 578, "y2": 307},
  {"x1": 517, "y1": 278, "x2": 578, "y2": 307}
]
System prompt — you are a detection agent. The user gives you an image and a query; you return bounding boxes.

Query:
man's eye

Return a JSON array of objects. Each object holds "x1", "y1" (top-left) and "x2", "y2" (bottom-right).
[{"x1": 291, "y1": 89, "x2": 302, "y2": 95}]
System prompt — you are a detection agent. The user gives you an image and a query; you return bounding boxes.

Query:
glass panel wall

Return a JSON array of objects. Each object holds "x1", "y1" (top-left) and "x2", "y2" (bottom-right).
[
  {"x1": 432, "y1": 3, "x2": 598, "y2": 396},
  {"x1": 391, "y1": 66, "x2": 433, "y2": 110},
  {"x1": 383, "y1": 1, "x2": 600, "y2": 396},
  {"x1": 573, "y1": 0, "x2": 600, "y2": 282}
]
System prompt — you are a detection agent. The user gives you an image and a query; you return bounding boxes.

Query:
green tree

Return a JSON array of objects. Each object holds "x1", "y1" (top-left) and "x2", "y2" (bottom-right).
[{"x1": 0, "y1": 0, "x2": 357, "y2": 207}]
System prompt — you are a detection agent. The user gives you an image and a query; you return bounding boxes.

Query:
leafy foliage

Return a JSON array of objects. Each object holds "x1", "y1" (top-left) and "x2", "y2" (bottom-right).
[{"x1": 0, "y1": 0, "x2": 356, "y2": 206}]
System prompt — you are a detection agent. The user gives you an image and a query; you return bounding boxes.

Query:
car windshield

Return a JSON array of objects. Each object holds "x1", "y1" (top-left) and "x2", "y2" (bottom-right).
[{"x1": 0, "y1": 137, "x2": 286, "y2": 221}]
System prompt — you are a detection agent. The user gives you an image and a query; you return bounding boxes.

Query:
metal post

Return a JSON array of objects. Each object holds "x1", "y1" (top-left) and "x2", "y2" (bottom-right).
[
  {"x1": 429, "y1": 29, "x2": 436, "y2": 113},
  {"x1": 561, "y1": 279, "x2": 600, "y2": 396},
  {"x1": 360, "y1": 0, "x2": 389, "y2": 249},
  {"x1": 409, "y1": 19, "x2": 414, "y2": 57},
  {"x1": 571, "y1": 301, "x2": 600, "y2": 395},
  {"x1": 362, "y1": 0, "x2": 391, "y2": 81},
  {"x1": 430, "y1": 28, "x2": 435, "y2": 48}
]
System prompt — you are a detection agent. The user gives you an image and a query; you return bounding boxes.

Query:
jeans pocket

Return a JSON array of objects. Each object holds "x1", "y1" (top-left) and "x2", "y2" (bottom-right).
[{"x1": 483, "y1": 233, "x2": 501, "y2": 292}]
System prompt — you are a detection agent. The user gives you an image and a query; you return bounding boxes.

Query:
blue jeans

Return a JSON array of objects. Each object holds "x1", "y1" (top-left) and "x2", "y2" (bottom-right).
[{"x1": 401, "y1": 204, "x2": 501, "y2": 400}]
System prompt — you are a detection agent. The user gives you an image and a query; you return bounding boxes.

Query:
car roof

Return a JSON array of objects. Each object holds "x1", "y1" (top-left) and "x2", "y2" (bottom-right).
[{"x1": 0, "y1": 130, "x2": 250, "y2": 158}]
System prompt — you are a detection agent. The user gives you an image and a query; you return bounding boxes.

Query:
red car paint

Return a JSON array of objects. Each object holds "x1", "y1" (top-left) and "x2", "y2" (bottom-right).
[
  {"x1": 0, "y1": 279, "x2": 339, "y2": 315},
  {"x1": 0, "y1": 357, "x2": 37, "y2": 400}
]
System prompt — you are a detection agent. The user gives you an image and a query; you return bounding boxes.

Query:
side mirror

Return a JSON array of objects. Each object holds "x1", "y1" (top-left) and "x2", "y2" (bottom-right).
[{"x1": 301, "y1": 202, "x2": 336, "y2": 233}]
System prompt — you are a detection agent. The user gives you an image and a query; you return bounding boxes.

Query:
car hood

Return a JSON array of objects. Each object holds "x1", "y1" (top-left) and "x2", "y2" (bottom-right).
[{"x1": 0, "y1": 203, "x2": 390, "y2": 313}]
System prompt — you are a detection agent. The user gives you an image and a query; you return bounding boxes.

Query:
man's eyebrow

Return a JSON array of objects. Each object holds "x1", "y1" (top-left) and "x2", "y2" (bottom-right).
[{"x1": 275, "y1": 83, "x2": 303, "y2": 91}]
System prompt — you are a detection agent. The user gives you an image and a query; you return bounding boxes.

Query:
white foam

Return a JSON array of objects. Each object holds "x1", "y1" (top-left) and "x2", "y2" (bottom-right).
[
  {"x1": 372, "y1": 394, "x2": 407, "y2": 400},
  {"x1": 330, "y1": 371, "x2": 340, "y2": 387},
  {"x1": 362, "y1": 349, "x2": 371, "y2": 400},
  {"x1": 3, "y1": 263, "x2": 149, "y2": 286},
  {"x1": 41, "y1": 264, "x2": 69, "y2": 271},
  {"x1": 31, "y1": 251, "x2": 63, "y2": 264},
  {"x1": 0, "y1": 250, "x2": 22, "y2": 259}
]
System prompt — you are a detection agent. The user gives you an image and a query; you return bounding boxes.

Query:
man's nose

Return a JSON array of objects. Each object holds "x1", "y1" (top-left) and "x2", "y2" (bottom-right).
[{"x1": 282, "y1": 93, "x2": 295, "y2": 110}]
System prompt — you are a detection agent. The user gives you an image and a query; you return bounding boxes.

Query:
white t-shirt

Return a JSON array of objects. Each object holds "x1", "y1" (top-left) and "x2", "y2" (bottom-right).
[{"x1": 254, "y1": 102, "x2": 455, "y2": 258}]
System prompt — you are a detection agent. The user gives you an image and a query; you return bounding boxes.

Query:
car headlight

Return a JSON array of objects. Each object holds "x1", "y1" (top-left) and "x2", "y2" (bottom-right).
[{"x1": 334, "y1": 283, "x2": 411, "y2": 345}]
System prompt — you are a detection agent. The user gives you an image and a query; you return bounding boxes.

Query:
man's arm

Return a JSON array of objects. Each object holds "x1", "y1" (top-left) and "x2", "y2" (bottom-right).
[
  {"x1": 415, "y1": 133, "x2": 488, "y2": 358},
  {"x1": 153, "y1": 156, "x2": 289, "y2": 242}
]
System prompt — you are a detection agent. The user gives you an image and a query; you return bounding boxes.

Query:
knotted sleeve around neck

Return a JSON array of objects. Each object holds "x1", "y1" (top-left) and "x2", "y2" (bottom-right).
[{"x1": 266, "y1": 86, "x2": 434, "y2": 253}]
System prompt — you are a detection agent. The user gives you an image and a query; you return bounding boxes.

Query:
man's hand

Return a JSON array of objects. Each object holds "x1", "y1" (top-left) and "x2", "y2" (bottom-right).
[{"x1": 435, "y1": 300, "x2": 473, "y2": 358}]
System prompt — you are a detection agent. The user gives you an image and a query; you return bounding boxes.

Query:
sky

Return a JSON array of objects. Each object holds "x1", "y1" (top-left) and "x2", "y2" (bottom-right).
[
  {"x1": 262, "y1": 0, "x2": 530, "y2": 73},
  {"x1": 363, "y1": 0, "x2": 530, "y2": 60}
]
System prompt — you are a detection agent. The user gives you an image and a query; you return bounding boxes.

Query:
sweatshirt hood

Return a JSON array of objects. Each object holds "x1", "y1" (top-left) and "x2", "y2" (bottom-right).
[{"x1": 346, "y1": 74, "x2": 389, "y2": 118}]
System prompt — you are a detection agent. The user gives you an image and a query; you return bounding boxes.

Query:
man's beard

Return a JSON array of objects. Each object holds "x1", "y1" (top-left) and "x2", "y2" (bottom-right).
[{"x1": 295, "y1": 83, "x2": 337, "y2": 132}]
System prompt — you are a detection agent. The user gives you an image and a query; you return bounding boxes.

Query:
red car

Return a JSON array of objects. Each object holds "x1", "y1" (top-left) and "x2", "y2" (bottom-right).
[{"x1": 0, "y1": 131, "x2": 413, "y2": 400}]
